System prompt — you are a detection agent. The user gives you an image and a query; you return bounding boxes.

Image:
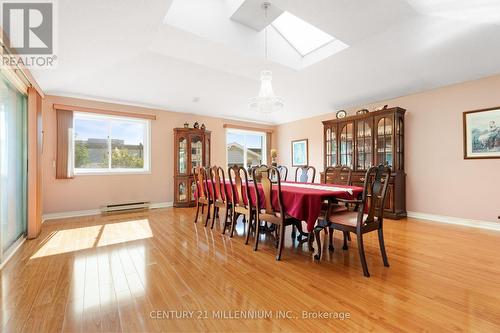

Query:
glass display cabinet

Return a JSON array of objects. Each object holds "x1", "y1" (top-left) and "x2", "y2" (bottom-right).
[
  {"x1": 322, "y1": 107, "x2": 406, "y2": 219},
  {"x1": 173, "y1": 127, "x2": 211, "y2": 207}
]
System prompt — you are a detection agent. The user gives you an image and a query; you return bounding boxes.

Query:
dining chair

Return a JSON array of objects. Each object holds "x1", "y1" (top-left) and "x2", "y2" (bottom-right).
[
  {"x1": 313, "y1": 164, "x2": 392, "y2": 277},
  {"x1": 277, "y1": 165, "x2": 288, "y2": 181},
  {"x1": 209, "y1": 166, "x2": 232, "y2": 232},
  {"x1": 227, "y1": 165, "x2": 256, "y2": 240},
  {"x1": 322, "y1": 166, "x2": 354, "y2": 244},
  {"x1": 324, "y1": 166, "x2": 352, "y2": 185},
  {"x1": 194, "y1": 166, "x2": 212, "y2": 226},
  {"x1": 294, "y1": 166, "x2": 316, "y2": 183},
  {"x1": 252, "y1": 166, "x2": 302, "y2": 261}
]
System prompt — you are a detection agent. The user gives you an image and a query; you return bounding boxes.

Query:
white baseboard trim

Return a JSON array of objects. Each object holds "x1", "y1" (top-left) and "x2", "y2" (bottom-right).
[
  {"x1": 0, "y1": 236, "x2": 26, "y2": 271},
  {"x1": 42, "y1": 201, "x2": 173, "y2": 223},
  {"x1": 407, "y1": 211, "x2": 500, "y2": 231},
  {"x1": 150, "y1": 202, "x2": 173, "y2": 209}
]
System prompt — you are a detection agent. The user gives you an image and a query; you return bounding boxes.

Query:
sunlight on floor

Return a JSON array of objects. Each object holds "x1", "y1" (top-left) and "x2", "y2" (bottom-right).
[{"x1": 30, "y1": 219, "x2": 153, "y2": 259}]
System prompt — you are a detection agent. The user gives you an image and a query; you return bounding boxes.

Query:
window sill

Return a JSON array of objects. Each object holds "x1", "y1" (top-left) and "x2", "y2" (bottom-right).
[{"x1": 74, "y1": 170, "x2": 151, "y2": 176}]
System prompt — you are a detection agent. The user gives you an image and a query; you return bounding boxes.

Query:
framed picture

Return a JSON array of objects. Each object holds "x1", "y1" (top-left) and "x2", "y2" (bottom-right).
[
  {"x1": 463, "y1": 107, "x2": 500, "y2": 159},
  {"x1": 291, "y1": 139, "x2": 308, "y2": 166}
]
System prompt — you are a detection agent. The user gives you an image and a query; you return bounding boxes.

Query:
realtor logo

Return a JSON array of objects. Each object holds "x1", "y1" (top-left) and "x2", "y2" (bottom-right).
[
  {"x1": 1, "y1": 0, "x2": 56, "y2": 68},
  {"x1": 2, "y1": 1, "x2": 53, "y2": 54}
]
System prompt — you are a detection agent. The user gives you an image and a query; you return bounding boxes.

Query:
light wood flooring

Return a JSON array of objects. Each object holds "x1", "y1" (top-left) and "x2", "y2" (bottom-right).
[{"x1": 1, "y1": 207, "x2": 500, "y2": 332}]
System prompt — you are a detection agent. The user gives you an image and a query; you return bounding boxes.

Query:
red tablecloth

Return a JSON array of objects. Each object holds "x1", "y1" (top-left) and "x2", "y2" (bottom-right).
[{"x1": 203, "y1": 181, "x2": 363, "y2": 232}]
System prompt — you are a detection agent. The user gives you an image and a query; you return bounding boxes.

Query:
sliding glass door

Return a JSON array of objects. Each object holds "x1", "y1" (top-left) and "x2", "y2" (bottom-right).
[{"x1": 0, "y1": 73, "x2": 27, "y2": 261}]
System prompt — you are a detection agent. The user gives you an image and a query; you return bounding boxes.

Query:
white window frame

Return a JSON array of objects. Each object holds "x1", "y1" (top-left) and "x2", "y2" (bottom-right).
[
  {"x1": 73, "y1": 112, "x2": 151, "y2": 175},
  {"x1": 225, "y1": 128, "x2": 267, "y2": 169}
]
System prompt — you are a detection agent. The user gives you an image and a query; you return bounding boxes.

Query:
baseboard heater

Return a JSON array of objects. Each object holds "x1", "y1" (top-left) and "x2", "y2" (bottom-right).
[{"x1": 100, "y1": 201, "x2": 150, "y2": 214}]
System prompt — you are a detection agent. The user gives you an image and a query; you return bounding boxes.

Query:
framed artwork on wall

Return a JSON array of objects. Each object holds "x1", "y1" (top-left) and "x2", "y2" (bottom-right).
[
  {"x1": 291, "y1": 139, "x2": 309, "y2": 166},
  {"x1": 463, "y1": 107, "x2": 500, "y2": 159}
]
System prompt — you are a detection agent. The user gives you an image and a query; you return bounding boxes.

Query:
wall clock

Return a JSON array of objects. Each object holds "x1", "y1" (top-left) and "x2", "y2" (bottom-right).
[{"x1": 336, "y1": 110, "x2": 347, "y2": 119}]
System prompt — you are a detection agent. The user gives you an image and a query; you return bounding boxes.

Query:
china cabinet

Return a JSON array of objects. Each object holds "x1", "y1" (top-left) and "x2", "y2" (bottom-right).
[
  {"x1": 173, "y1": 127, "x2": 211, "y2": 207},
  {"x1": 322, "y1": 107, "x2": 406, "y2": 219}
]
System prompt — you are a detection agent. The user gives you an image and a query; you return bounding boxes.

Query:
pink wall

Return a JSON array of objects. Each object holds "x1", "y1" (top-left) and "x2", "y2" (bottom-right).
[
  {"x1": 276, "y1": 75, "x2": 500, "y2": 223},
  {"x1": 42, "y1": 95, "x2": 275, "y2": 214}
]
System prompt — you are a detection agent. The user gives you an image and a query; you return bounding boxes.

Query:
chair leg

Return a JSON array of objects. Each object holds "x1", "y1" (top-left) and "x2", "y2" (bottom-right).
[
  {"x1": 295, "y1": 221, "x2": 307, "y2": 241},
  {"x1": 276, "y1": 224, "x2": 285, "y2": 261},
  {"x1": 253, "y1": 217, "x2": 261, "y2": 251},
  {"x1": 245, "y1": 213, "x2": 253, "y2": 244},
  {"x1": 357, "y1": 233, "x2": 370, "y2": 277},
  {"x1": 224, "y1": 205, "x2": 230, "y2": 224},
  {"x1": 328, "y1": 228, "x2": 334, "y2": 252},
  {"x1": 347, "y1": 232, "x2": 351, "y2": 241},
  {"x1": 194, "y1": 203, "x2": 200, "y2": 223},
  {"x1": 342, "y1": 231, "x2": 349, "y2": 250},
  {"x1": 378, "y1": 226, "x2": 390, "y2": 267},
  {"x1": 204, "y1": 204, "x2": 211, "y2": 227},
  {"x1": 313, "y1": 227, "x2": 322, "y2": 260},
  {"x1": 307, "y1": 232, "x2": 314, "y2": 252},
  {"x1": 221, "y1": 206, "x2": 230, "y2": 234},
  {"x1": 210, "y1": 206, "x2": 218, "y2": 229},
  {"x1": 230, "y1": 212, "x2": 238, "y2": 238}
]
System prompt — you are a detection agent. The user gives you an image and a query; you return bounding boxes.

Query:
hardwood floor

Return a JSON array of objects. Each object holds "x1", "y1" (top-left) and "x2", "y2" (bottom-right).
[{"x1": 1, "y1": 207, "x2": 500, "y2": 332}]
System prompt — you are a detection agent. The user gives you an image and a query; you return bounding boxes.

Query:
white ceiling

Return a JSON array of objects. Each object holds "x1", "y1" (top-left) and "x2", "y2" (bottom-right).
[{"x1": 31, "y1": 0, "x2": 500, "y2": 124}]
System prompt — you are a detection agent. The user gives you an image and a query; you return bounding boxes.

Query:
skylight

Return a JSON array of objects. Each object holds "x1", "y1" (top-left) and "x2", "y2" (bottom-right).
[{"x1": 272, "y1": 11, "x2": 339, "y2": 57}]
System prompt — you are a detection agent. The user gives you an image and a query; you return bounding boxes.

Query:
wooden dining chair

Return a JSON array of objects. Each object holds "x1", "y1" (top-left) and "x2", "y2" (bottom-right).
[
  {"x1": 208, "y1": 166, "x2": 232, "y2": 231},
  {"x1": 252, "y1": 166, "x2": 302, "y2": 261},
  {"x1": 227, "y1": 165, "x2": 256, "y2": 240},
  {"x1": 322, "y1": 165, "x2": 354, "y2": 244},
  {"x1": 313, "y1": 164, "x2": 392, "y2": 277},
  {"x1": 324, "y1": 166, "x2": 352, "y2": 185},
  {"x1": 295, "y1": 166, "x2": 316, "y2": 183},
  {"x1": 277, "y1": 165, "x2": 288, "y2": 181},
  {"x1": 194, "y1": 166, "x2": 212, "y2": 226}
]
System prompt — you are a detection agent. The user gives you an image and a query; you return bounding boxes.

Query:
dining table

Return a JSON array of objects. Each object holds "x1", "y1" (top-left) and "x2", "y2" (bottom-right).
[{"x1": 205, "y1": 180, "x2": 363, "y2": 233}]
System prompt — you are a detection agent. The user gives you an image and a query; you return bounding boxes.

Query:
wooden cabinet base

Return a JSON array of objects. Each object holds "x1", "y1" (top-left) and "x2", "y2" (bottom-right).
[{"x1": 173, "y1": 202, "x2": 196, "y2": 208}]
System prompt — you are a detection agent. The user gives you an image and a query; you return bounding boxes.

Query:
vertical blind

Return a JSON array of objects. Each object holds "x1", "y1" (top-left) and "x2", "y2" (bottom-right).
[{"x1": 56, "y1": 109, "x2": 74, "y2": 179}]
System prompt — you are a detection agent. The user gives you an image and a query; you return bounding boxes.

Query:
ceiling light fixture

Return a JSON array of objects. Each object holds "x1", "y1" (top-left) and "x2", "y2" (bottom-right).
[{"x1": 249, "y1": 2, "x2": 284, "y2": 114}]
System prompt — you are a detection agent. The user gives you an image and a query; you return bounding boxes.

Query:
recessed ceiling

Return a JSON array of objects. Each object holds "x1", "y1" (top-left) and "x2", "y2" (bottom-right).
[
  {"x1": 30, "y1": 0, "x2": 500, "y2": 125},
  {"x1": 230, "y1": 0, "x2": 283, "y2": 31},
  {"x1": 271, "y1": 11, "x2": 342, "y2": 57}
]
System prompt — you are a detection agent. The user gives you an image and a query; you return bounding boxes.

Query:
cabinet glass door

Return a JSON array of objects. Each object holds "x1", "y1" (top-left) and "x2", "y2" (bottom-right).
[
  {"x1": 339, "y1": 123, "x2": 353, "y2": 167},
  {"x1": 376, "y1": 117, "x2": 393, "y2": 167},
  {"x1": 190, "y1": 178, "x2": 197, "y2": 202},
  {"x1": 177, "y1": 179, "x2": 188, "y2": 202},
  {"x1": 356, "y1": 120, "x2": 372, "y2": 170},
  {"x1": 205, "y1": 136, "x2": 210, "y2": 167},
  {"x1": 396, "y1": 117, "x2": 404, "y2": 170},
  {"x1": 178, "y1": 136, "x2": 187, "y2": 174},
  {"x1": 325, "y1": 126, "x2": 337, "y2": 167},
  {"x1": 191, "y1": 135, "x2": 203, "y2": 169}
]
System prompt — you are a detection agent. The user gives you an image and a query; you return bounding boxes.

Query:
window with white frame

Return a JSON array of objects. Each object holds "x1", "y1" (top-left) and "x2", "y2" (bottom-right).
[
  {"x1": 73, "y1": 112, "x2": 150, "y2": 174},
  {"x1": 226, "y1": 129, "x2": 266, "y2": 168}
]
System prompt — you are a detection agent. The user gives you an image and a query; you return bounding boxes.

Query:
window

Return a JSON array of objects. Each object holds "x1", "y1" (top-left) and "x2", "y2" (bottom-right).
[
  {"x1": 73, "y1": 113, "x2": 150, "y2": 174},
  {"x1": 226, "y1": 129, "x2": 266, "y2": 168},
  {"x1": 272, "y1": 11, "x2": 346, "y2": 57}
]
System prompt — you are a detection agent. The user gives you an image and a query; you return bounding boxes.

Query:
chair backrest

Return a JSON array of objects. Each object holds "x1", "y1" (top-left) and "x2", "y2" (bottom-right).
[
  {"x1": 228, "y1": 165, "x2": 251, "y2": 208},
  {"x1": 250, "y1": 165, "x2": 268, "y2": 182},
  {"x1": 194, "y1": 166, "x2": 210, "y2": 200},
  {"x1": 277, "y1": 165, "x2": 288, "y2": 181},
  {"x1": 324, "y1": 166, "x2": 352, "y2": 185},
  {"x1": 209, "y1": 166, "x2": 228, "y2": 204},
  {"x1": 295, "y1": 166, "x2": 316, "y2": 183},
  {"x1": 252, "y1": 165, "x2": 285, "y2": 217},
  {"x1": 357, "y1": 164, "x2": 391, "y2": 226}
]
